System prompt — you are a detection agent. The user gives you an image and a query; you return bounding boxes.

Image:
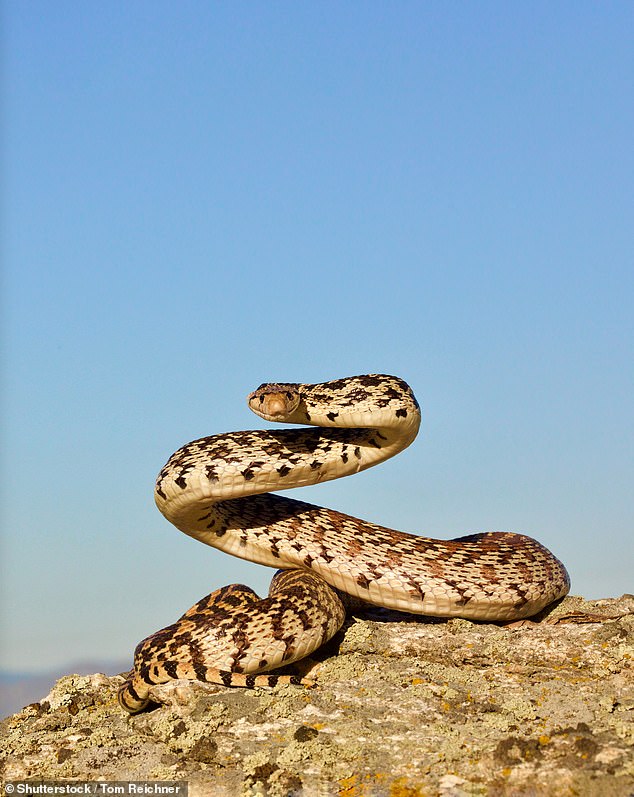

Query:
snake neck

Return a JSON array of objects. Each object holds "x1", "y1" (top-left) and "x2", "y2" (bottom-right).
[{"x1": 154, "y1": 375, "x2": 421, "y2": 536}]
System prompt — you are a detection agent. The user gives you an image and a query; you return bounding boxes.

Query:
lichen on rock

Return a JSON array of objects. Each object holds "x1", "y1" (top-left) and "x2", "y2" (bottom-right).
[{"x1": 1, "y1": 594, "x2": 633, "y2": 796}]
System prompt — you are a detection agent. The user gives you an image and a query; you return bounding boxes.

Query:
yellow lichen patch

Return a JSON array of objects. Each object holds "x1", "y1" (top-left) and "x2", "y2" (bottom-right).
[
  {"x1": 388, "y1": 776, "x2": 424, "y2": 797},
  {"x1": 538, "y1": 735, "x2": 551, "y2": 746},
  {"x1": 338, "y1": 774, "x2": 359, "y2": 796}
]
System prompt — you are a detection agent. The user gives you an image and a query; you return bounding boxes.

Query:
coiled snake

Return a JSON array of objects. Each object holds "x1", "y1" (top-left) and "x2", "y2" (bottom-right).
[{"x1": 119, "y1": 375, "x2": 570, "y2": 712}]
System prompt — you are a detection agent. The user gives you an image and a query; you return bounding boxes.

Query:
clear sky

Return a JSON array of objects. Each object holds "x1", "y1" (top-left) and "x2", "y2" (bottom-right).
[{"x1": 2, "y1": 2, "x2": 632, "y2": 674}]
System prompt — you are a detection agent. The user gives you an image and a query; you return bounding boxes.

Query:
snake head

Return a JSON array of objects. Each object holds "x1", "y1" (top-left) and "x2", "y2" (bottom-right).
[{"x1": 248, "y1": 382, "x2": 302, "y2": 421}]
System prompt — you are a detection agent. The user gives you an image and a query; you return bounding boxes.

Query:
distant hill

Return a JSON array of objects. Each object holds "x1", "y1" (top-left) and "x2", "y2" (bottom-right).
[{"x1": 0, "y1": 660, "x2": 130, "y2": 718}]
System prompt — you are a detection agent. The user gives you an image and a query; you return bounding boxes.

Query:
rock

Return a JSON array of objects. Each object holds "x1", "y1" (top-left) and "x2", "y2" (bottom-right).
[{"x1": 1, "y1": 594, "x2": 633, "y2": 796}]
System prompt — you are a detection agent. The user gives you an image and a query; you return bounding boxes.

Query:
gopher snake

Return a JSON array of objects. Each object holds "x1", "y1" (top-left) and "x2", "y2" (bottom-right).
[{"x1": 119, "y1": 375, "x2": 570, "y2": 712}]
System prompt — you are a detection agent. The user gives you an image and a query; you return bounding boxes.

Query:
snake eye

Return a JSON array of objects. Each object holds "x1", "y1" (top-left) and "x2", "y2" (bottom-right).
[
  {"x1": 286, "y1": 392, "x2": 293, "y2": 399},
  {"x1": 259, "y1": 396, "x2": 265, "y2": 403}
]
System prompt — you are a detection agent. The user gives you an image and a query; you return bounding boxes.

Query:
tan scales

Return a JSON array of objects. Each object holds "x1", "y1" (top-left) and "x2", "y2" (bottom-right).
[{"x1": 119, "y1": 374, "x2": 569, "y2": 713}]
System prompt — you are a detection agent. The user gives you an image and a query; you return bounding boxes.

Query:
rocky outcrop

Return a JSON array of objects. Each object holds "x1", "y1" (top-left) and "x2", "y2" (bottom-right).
[{"x1": 1, "y1": 594, "x2": 633, "y2": 796}]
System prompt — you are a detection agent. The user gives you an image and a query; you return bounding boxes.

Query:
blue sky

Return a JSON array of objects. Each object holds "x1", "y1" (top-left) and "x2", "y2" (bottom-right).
[{"x1": 2, "y1": 2, "x2": 632, "y2": 673}]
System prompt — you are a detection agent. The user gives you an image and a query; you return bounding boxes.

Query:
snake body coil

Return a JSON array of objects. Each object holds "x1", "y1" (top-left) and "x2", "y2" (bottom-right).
[{"x1": 119, "y1": 375, "x2": 569, "y2": 712}]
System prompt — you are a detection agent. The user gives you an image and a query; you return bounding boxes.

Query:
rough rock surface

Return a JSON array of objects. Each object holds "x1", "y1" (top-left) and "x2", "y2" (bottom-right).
[{"x1": 1, "y1": 594, "x2": 633, "y2": 796}]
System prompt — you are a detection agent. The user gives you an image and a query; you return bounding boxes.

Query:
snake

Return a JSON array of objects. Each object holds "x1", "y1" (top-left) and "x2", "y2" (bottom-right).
[{"x1": 118, "y1": 374, "x2": 570, "y2": 713}]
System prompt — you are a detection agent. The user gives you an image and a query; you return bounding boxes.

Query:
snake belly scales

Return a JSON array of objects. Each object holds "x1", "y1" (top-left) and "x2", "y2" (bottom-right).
[{"x1": 118, "y1": 375, "x2": 570, "y2": 712}]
